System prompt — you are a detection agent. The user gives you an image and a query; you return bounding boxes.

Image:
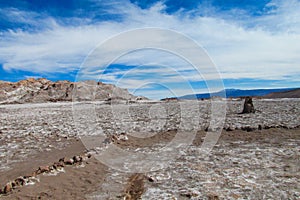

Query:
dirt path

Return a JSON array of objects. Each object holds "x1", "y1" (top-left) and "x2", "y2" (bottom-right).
[{"x1": 123, "y1": 174, "x2": 146, "y2": 200}]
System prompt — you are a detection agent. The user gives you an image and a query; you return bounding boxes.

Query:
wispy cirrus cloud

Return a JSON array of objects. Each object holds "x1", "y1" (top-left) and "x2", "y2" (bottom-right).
[{"x1": 0, "y1": 0, "x2": 300, "y2": 98}]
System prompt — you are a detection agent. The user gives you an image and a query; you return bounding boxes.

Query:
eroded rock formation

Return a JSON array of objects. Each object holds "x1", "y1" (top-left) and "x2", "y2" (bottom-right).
[
  {"x1": 241, "y1": 97, "x2": 255, "y2": 114},
  {"x1": 0, "y1": 78, "x2": 142, "y2": 104}
]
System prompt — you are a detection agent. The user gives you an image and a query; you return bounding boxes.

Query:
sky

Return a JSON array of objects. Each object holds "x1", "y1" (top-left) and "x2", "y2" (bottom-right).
[{"x1": 0, "y1": 0, "x2": 300, "y2": 99}]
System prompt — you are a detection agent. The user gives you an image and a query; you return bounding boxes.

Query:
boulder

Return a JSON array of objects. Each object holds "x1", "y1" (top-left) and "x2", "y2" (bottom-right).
[
  {"x1": 14, "y1": 177, "x2": 25, "y2": 186},
  {"x1": 53, "y1": 161, "x2": 65, "y2": 169},
  {"x1": 73, "y1": 155, "x2": 82, "y2": 163},
  {"x1": 241, "y1": 97, "x2": 255, "y2": 114},
  {"x1": 37, "y1": 166, "x2": 50, "y2": 174},
  {"x1": 3, "y1": 182, "x2": 12, "y2": 194},
  {"x1": 64, "y1": 158, "x2": 74, "y2": 165}
]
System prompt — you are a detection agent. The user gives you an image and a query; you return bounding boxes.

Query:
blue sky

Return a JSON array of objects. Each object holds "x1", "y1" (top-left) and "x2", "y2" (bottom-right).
[{"x1": 0, "y1": 0, "x2": 300, "y2": 99}]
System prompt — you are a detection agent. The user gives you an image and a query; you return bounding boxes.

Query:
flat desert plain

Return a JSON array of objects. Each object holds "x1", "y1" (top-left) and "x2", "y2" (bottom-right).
[{"x1": 0, "y1": 99, "x2": 299, "y2": 199}]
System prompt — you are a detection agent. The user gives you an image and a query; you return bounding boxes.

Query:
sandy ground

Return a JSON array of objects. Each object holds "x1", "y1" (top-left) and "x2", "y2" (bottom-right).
[
  {"x1": 0, "y1": 128, "x2": 299, "y2": 199},
  {"x1": 0, "y1": 100, "x2": 299, "y2": 199},
  {"x1": 0, "y1": 137, "x2": 108, "y2": 199}
]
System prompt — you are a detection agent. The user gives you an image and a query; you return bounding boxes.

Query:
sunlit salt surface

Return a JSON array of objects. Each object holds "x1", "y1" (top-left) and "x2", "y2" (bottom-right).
[{"x1": 0, "y1": 99, "x2": 300, "y2": 199}]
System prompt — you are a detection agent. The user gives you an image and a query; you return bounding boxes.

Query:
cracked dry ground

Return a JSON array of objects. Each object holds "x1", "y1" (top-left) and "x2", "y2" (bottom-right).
[{"x1": 0, "y1": 99, "x2": 300, "y2": 199}]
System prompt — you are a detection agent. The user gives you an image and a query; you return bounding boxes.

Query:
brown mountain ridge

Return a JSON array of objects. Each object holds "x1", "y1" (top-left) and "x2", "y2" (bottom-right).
[
  {"x1": 264, "y1": 88, "x2": 300, "y2": 98},
  {"x1": 0, "y1": 78, "x2": 142, "y2": 104}
]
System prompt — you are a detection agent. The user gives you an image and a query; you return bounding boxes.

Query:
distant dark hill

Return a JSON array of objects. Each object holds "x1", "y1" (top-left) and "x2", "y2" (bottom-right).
[
  {"x1": 179, "y1": 88, "x2": 298, "y2": 99},
  {"x1": 264, "y1": 88, "x2": 300, "y2": 98}
]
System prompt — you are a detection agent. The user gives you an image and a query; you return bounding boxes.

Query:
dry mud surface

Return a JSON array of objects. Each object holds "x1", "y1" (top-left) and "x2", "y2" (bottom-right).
[{"x1": 0, "y1": 99, "x2": 299, "y2": 199}]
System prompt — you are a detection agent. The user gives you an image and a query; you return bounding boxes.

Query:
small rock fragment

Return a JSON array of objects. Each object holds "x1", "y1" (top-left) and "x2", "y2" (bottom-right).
[
  {"x1": 258, "y1": 124, "x2": 262, "y2": 130},
  {"x1": 226, "y1": 127, "x2": 234, "y2": 131},
  {"x1": 242, "y1": 126, "x2": 255, "y2": 132},
  {"x1": 73, "y1": 155, "x2": 82, "y2": 163},
  {"x1": 14, "y1": 177, "x2": 25, "y2": 186},
  {"x1": 180, "y1": 191, "x2": 198, "y2": 198},
  {"x1": 119, "y1": 133, "x2": 128, "y2": 141},
  {"x1": 38, "y1": 166, "x2": 50, "y2": 174},
  {"x1": 111, "y1": 135, "x2": 118, "y2": 142},
  {"x1": 207, "y1": 194, "x2": 220, "y2": 200},
  {"x1": 3, "y1": 182, "x2": 12, "y2": 194},
  {"x1": 53, "y1": 162, "x2": 65, "y2": 169},
  {"x1": 64, "y1": 158, "x2": 74, "y2": 165},
  {"x1": 147, "y1": 176, "x2": 155, "y2": 182}
]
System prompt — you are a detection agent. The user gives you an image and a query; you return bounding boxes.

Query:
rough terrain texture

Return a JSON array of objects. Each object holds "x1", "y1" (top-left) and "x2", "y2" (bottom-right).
[
  {"x1": 0, "y1": 99, "x2": 299, "y2": 199},
  {"x1": 0, "y1": 78, "x2": 139, "y2": 104}
]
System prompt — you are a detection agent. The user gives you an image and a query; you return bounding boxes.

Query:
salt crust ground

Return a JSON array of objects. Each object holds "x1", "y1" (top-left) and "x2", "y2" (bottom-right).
[{"x1": 0, "y1": 99, "x2": 299, "y2": 199}]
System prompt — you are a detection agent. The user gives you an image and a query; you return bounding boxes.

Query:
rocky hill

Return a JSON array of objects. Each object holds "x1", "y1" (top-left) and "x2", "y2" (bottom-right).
[
  {"x1": 264, "y1": 88, "x2": 300, "y2": 98},
  {"x1": 0, "y1": 78, "x2": 141, "y2": 104}
]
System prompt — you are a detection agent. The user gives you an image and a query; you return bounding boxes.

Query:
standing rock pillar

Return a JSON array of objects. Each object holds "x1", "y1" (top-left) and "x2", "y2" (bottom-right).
[{"x1": 241, "y1": 97, "x2": 255, "y2": 114}]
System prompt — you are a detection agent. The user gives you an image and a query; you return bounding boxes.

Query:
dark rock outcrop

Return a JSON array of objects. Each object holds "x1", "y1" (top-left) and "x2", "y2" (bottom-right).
[{"x1": 241, "y1": 97, "x2": 255, "y2": 114}]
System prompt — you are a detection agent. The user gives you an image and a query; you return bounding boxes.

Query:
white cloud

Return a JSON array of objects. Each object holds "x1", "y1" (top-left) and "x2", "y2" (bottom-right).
[
  {"x1": 132, "y1": 88, "x2": 203, "y2": 100},
  {"x1": 0, "y1": 0, "x2": 299, "y2": 91}
]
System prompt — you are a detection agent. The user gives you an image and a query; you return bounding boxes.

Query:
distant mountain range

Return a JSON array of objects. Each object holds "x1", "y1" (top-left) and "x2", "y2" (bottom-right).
[
  {"x1": 264, "y1": 88, "x2": 300, "y2": 98},
  {"x1": 179, "y1": 88, "x2": 300, "y2": 99}
]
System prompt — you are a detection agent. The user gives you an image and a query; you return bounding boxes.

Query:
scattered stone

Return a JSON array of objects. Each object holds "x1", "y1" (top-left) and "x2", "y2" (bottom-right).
[
  {"x1": 3, "y1": 182, "x2": 12, "y2": 194},
  {"x1": 37, "y1": 166, "x2": 50, "y2": 174},
  {"x1": 264, "y1": 125, "x2": 271, "y2": 129},
  {"x1": 73, "y1": 155, "x2": 82, "y2": 163},
  {"x1": 118, "y1": 133, "x2": 128, "y2": 141},
  {"x1": 180, "y1": 191, "x2": 199, "y2": 198},
  {"x1": 111, "y1": 135, "x2": 118, "y2": 142},
  {"x1": 10, "y1": 181, "x2": 17, "y2": 188},
  {"x1": 59, "y1": 157, "x2": 65, "y2": 163},
  {"x1": 147, "y1": 176, "x2": 155, "y2": 182},
  {"x1": 0, "y1": 152, "x2": 93, "y2": 196},
  {"x1": 281, "y1": 125, "x2": 288, "y2": 129},
  {"x1": 207, "y1": 194, "x2": 220, "y2": 200},
  {"x1": 64, "y1": 158, "x2": 74, "y2": 165},
  {"x1": 14, "y1": 177, "x2": 25, "y2": 187},
  {"x1": 59, "y1": 157, "x2": 71, "y2": 165},
  {"x1": 241, "y1": 126, "x2": 255, "y2": 132},
  {"x1": 1, "y1": 98, "x2": 300, "y2": 198},
  {"x1": 53, "y1": 162, "x2": 65, "y2": 169},
  {"x1": 226, "y1": 127, "x2": 234, "y2": 131},
  {"x1": 258, "y1": 124, "x2": 262, "y2": 130},
  {"x1": 49, "y1": 165, "x2": 55, "y2": 171}
]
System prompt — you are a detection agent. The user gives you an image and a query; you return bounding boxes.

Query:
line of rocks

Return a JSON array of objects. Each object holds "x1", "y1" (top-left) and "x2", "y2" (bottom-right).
[
  {"x1": 223, "y1": 124, "x2": 300, "y2": 132},
  {"x1": 0, "y1": 152, "x2": 92, "y2": 195}
]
